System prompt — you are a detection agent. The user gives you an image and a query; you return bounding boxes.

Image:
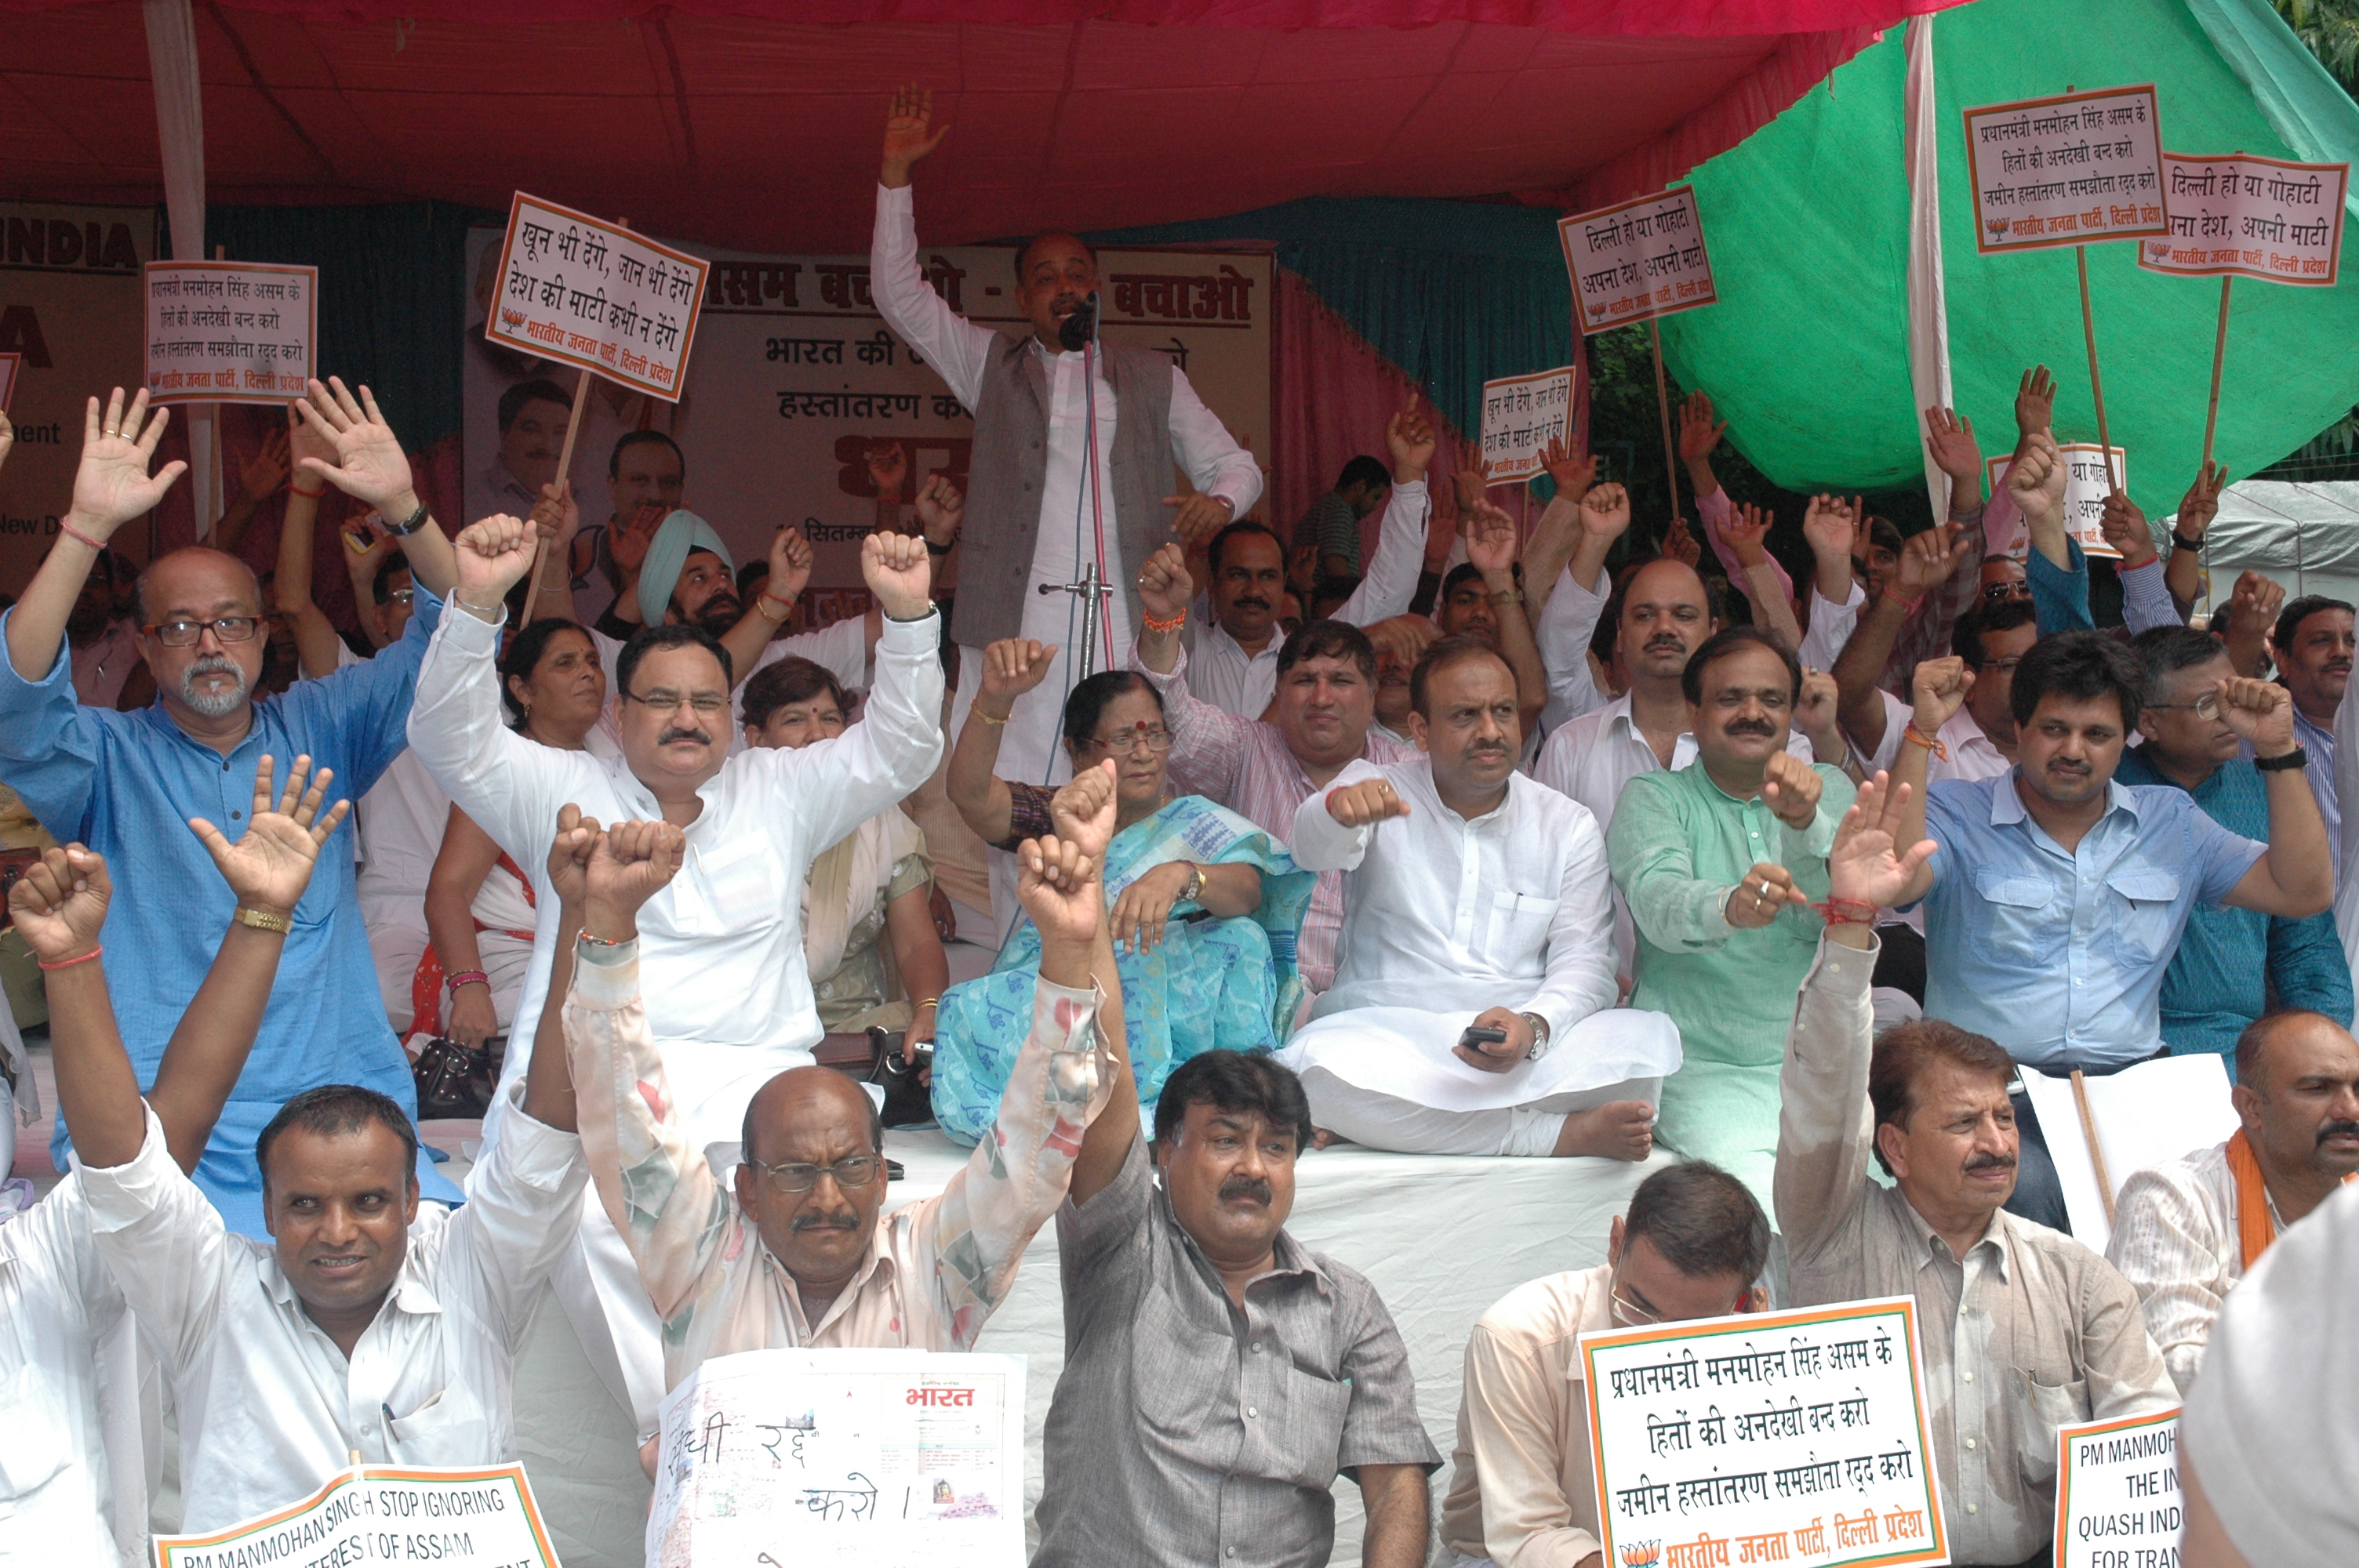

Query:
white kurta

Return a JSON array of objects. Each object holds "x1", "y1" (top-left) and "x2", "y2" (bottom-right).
[{"x1": 871, "y1": 182, "x2": 1263, "y2": 789}]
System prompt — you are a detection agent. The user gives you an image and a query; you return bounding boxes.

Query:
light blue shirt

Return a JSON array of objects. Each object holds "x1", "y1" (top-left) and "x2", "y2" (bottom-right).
[
  {"x1": 2295, "y1": 705, "x2": 2339, "y2": 877},
  {"x1": 0, "y1": 593, "x2": 460, "y2": 1233},
  {"x1": 1919, "y1": 771, "x2": 2266, "y2": 1070}
]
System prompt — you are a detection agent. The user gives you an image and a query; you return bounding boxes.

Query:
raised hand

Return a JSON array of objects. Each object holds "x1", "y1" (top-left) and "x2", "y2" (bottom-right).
[
  {"x1": 67, "y1": 387, "x2": 187, "y2": 541},
  {"x1": 2175, "y1": 460, "x2": 2227, "y2": 541},
  {"x1": 1676, "y1": 390, "x2": 1726, "y2": 469},
  {"x1": 1802, "y1": 493, "x2": 1858, "y2": 565},
  {"x1": 240, "y1": 427, "x2": 292, "y2": 503},
  {"x1": 188, "y1": 752, "x2": 349, "y2": 917},
  {"x1": 914, "y1": 474, "x2": 965, "y2": 548},
  {"x1": 1136, "y1": 541, "x2": 1193, "y2": 626},
  {"x1": 1539, "y1": 435, "x2": 1597, "y2": 504},
  {"x1": 1383, "y1": 397, "x2": 1438, "y2": 484},
  {"x1": 2226, "y1": 570, "x2": 2284, "y2": 641},
  {"x1": 1463, "y1": 498, "x2": 1520, "y2": 581},
  {"x1": 1326, "y1": 774, "x2": 1412, "y2": 829},
  {"x1": 1049, "y1": 759, "x2": 1119, "y2": 864},
  {"x1": 860, "y1": 528, "x2": 933, "y2": 620},
  {"x1": 1829, "y1": 770, "x2": 1936, "y2": 912},
  {"x1": 768, "y1": 524, "x2": 814, "y2": 608},
  {"x1": 1717, "y1": 500, "x2": 1773, "y2": 568},
  {"x1": 1725, "y1": 862, "x2": 1805, "y2": 929},
  {"x1": 980, "y1": 637, "x2": 1055, "y2": 703},
  {"x1": 547, "y1": 804, "x2": 600, "y2": 909},
  {"x1": 1761, "y1": 749, "x2": 1823, "y2": 830},
  {"x1": 1894, "y1": 521, "x2": 1972, "y2": 597},
  {"x1": 1795, "y1": 668, "x2": 1842, "y2": 751},
  {"x1": 293, "y1": 377, "x2": 417, "y2": 517},
  {"x1": 609, "y1": 502, "x2": 664, "y2": 579},
  {"x1": 1921, "y1": 406, "x2": 1983, "y2": 491},
  {"x1": 1452, "y1": 439, "x2": 1491, "y2": 513},
  {"x1": 2005, "y1": 433, "x2": 2067, "y2": 525},
  {"x1": 1362, "y1": 614, "x2": 1439, "y2": 678},
  {"x1": 2097, "y1": 492, "x2": 2155, "y2": 568},
  {"x1": 584, "y1": 818, "x2": 688, "y2": 940},
  {"x1": 1163, "y1": 488, "x2": 1234, "y2": 547},
  {"x1": 453, "y1": 514, "x2": 536, "y2": 609},
  {"x1": 2015, "y1": 365, "x2": 2057, "y2": 440},
  {"x1": 865, "y1": 439, "x2": 909, "y2": 501},
  {"x1": 881, "y1": 84, "x2": 951, "y2": 187},
  {"x1": 1910, "y1": 655, "x2": 1972, "y2": 735},
  {"x1": 1578, "y1": 481, "x2": 1632, "y2": 543},
  {"x1": 1016, "y1": 813, "x2": 1111, "y2": 951},
  {"x1": 1660, "y1": 513, "x2": 1701, "y2": 569},
  {"x1": 2217, "y1": 675, "x2": 2296, "y2": 756},
  {"x1": 532, "y1": 479, "x2": 584, "y2": 564},
  {"x1": 7, "y1": 844, "x2": 111, "y2": 963}
]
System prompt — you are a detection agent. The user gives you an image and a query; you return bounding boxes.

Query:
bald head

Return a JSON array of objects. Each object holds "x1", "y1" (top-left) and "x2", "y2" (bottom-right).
[
  {"x1": 741, "y1": 1065, "x2": 881, "y2": 1169},
  {"x1": 133, "y1": 546, "x2": 267, "y2": 726},
  {"x1": 734, "y1": 1064, "x2": 892, "y2": 1301},
  {"x1": 2233, "y1": 1011, "x2": 2359, "y2": 1189},
  {"x1": 136, "y1": 545, "x2": 261, "y2": 628}
]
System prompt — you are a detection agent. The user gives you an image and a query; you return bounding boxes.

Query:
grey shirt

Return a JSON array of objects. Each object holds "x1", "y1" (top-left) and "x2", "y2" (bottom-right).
[
  {"x1": 1035, "y1": 1134, "x2": 1440, "y2": 1568},
  {"x1": 1775, "y1": 933, "x2": 2178, "y2": 1566}
]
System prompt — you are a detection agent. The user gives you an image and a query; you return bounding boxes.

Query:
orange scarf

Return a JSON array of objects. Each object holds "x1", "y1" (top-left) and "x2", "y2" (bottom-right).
[{"x1": 2226, "y1": 1127, "x2": 2357, "y2": 1271}]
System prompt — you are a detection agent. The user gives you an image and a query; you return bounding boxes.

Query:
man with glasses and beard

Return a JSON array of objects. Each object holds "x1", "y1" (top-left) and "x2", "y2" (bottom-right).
[
  {"x1": 0, "y1": 386, "x2": 464, "y2": 1231},
  {"x1": 1438, "y1": 1163, "x2": 1768, "y2": 1568}
]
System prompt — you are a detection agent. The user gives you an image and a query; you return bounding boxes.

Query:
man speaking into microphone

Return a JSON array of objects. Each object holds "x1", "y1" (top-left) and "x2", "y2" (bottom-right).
[{"x1": 870, "y1": 85, "x2": 1263, "y2": 920}]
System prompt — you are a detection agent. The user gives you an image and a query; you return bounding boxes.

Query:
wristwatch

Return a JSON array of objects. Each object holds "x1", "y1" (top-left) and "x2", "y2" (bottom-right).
[
  {"x1": 1521, "y1": 1011, "x2": 1552, "y2": 1062},
  {"x1": 2256, "y1": 746, "x2": 2310, "y2": 773},
  {"x1": 1180, "y1": 863, "x2": 1206, "y2": 905},
  {"x1": 380, "y1": 499, "x2": 431, "y2": 537},
  {"x1": 2169, "y1": 529, "x2": 2207, "y2": 553},
  {"x1": 234, "y1": 906, "x2": 293, "y2": 934}
]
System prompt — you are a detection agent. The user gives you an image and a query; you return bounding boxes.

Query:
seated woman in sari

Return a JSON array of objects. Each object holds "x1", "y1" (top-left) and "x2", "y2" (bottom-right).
[
  {"x1": 740, "y1": 656, "x2": 951, "y2": 1045},
  {"x1": 930, "y1": 641, "x2": 1314, "y2": 1144}
]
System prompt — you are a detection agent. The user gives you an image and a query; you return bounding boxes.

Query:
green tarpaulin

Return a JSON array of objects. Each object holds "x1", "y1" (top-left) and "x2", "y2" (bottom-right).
[{"x1": 1659, "y1": 0, "x2": 2359, "y2": 519}]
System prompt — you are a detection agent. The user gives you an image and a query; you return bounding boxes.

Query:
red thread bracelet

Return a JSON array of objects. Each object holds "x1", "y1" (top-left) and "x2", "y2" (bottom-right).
[
  {"x1": 1902, "y1": 722, "x2": 1949, "y2": 760},
  {"x1": 1884, "y1": 588, "x2": 1924, "y2": 616},
  {"x1": 38, "y1": 946, "x2": 103, "y2": 971},
  {"x1": 56, "y1": 517, "x2": 105, "y2": 551},
  {"x1": 1812, "y1": 899, "x2": 1878, "y2": 927},
  {"x1": 289, "y1": 483, "x2": 326, "y2": 499}
]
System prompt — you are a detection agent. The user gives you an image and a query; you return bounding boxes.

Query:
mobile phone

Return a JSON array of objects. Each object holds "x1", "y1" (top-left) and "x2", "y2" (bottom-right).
[{"x1": 1458, "y1": 1025, "x2": 1509, "y2": 1050}]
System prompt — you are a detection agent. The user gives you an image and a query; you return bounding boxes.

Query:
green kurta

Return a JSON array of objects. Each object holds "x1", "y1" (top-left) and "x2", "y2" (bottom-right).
[{"x1": 1607, "y1": 760, "x2": 1853, "y2": 1210}]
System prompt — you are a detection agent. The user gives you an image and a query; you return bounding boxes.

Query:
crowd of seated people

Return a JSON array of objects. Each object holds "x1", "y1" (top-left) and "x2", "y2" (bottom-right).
[{"x1": 0, "y1": 91, "x2": 2354, "y2": 1568}]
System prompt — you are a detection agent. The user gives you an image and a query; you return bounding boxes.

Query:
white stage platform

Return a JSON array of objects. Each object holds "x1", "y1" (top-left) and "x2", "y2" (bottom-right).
[{"x1": 509, "y1": 1129, "x2": 1671, "y2": 1566}]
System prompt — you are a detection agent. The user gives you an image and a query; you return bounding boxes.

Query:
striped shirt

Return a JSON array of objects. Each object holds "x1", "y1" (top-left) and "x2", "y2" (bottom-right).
[{"x1": 2105, "y1": 1140, "x2": 2274, "y2": 1396}]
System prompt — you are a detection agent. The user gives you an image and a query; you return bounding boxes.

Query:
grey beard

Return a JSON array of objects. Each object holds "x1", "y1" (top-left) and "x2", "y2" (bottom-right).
[{"x1": 178, "y1": 655, "x2": 249, "y2": 717}]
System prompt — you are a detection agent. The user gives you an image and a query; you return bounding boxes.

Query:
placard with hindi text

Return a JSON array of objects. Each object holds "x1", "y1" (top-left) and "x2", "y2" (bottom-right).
[
  {"x1": 1965, "y1": 86, "x2": 2168, "y2": 254},
  {"x1": 1480, "y1": 366, "x2": 1575, "y2": 483},
  {"x1": 1560, "y1": 187, "x2": 1717, "y2": 336},
  {"x1": 2141, "y1": 153, "x2": 2347, "y2": 285},
  {"x1": 143, "y1": 260, "x2": 316, "y2": 405},
  {"x1": 486, "y1": 193, "x2": 709, "y2": 401}
]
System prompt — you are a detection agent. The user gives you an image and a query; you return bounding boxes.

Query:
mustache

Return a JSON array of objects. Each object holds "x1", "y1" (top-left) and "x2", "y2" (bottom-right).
[
  {"x1": 2319, "y1": 1120, "x2": 2359, "y2": 1146},
  {"x1": 1725, "y1": 718, "x2": 1776, "y2": 738},
  {"x1": 2045, "y1": 757, "x2": 2092, "y2": 774},
  {"x1": 657, "y1": 727, "x2": 711, "y2": 747},
  {"x1": 1963, "y1": 1152, "x2": 2018, "y2": 1174},
  {"x1": 1218, "y1": 1175, "x2": 1273, "y2": 1206},
  {"x1": 1232, "y1": 596, "x2": 1270, "y2": 612},
  {"x1": 1645, "y1": 635, "x2": 1685, "y2": 652},
  {"x1": 791, "y1": 1209, "x2": 861, "y2": 1232}
]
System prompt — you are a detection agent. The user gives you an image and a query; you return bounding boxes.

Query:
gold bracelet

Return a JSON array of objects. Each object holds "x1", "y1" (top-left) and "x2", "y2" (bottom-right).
[
  {"x1": 234, "y1": 906, "x2": 293, "y2": 934},
  {"x1": 755, "y1": 590, "x2": 794, "y2": 623},
  {"x1": 912, "y1": 997, "x2": 940, "y2": 1012},
  {"x1": 973, "y1": 709, "x2": 1012, "y2": 728}
]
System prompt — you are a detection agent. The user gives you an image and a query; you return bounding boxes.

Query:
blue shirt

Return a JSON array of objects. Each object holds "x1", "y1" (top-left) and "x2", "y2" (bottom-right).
[
  {"x1": 2114, "y1": 747, "x2": 2353, "y2": 1065},
  {"x1": 1919, "y1": 771, "x2": 2266, "y2": 1070},
  {"x1": 2295, "y1": 704, "x2": 2339, "y2": 877},
  {"x1": 0, "y1": 593, "x2": 461, "y2": 1232}
]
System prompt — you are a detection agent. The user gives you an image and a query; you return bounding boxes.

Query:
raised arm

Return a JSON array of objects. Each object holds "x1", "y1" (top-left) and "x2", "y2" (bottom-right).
[
  {"x1": 2217, "y1": 572, "x2": 2283, "y2": 681},
  {"x1": 1044, "y1": 762, "x2": 1135, "y2": 1204},
  {"x1": 1335, "y1": 400, "x2": 1434, "y2": 626},
  {"x1": 2220, "y1": 677, "x2": 2333, "y2": 918},
  {"x1": 1130, "y1": 543, "x2": 1255, "y2": 802},
  {"x1": 947, "y1": 638, "x2": 1052, "y2": 844},
  {"x1": 872, "y1": 85, "x2": 994, "y2": 411},
  {"x1": 293, "y1": 376, "x2": 456, "y2": 597},
  {"x1": 1536, "y1": 481, "x2": 1630, "y2": 724},
  {"x1": 7, "y1": 388, "x2": 187, "y2": 681},
  {"x1": 1719, "y1": 501, "x2": 1804, "y2": 652},
  {"x1": 720, "y1": 524, "x2": 816, "y2": 691},
  {"x1": 1521, "y1": 435, "x2": 1598, "y2": 622},
  {"x1": 2098, "y1": 492, "x2": 2185, "y2": 633},
  {"x1": 2166, "y1": 463, "x2": 2226, "y2": 619},
  {"x1": 210, "y1": 426, "x2": 289, "y2": 553},
  {"x1": 272, "y1": 409, "x2": 347, "y2": 679},
  {"x1": 1463, "y1": 498, "x2": 1549, "y2": 735}
]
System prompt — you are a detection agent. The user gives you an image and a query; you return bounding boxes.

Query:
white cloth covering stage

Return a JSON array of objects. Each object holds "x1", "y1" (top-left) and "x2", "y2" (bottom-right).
[{"x1": 502, "y1": 1126, "x2": 1670, "y2": 1566}]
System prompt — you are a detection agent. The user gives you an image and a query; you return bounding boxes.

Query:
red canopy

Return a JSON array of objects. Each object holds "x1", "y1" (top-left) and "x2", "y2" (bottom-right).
[{"x1": 2, "y1": 0, "x2": 1957, "y2": 250}]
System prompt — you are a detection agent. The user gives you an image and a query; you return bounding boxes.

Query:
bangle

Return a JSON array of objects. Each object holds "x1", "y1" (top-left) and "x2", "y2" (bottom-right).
[
  {"x1": 233, "y1": 906, "x2": 293, "y2": 934},
  {"x1": 1142, "y1": 608, "x2": 1187, "y2": 634},
  {"x1": 576, "y1": 930, "x2": 628, "y2": 949},
  {"x1": 1902, "y1": 721, "x2": 1949, "y2": 760},
  {"x1": 446, "y1": 969, "x2": 489, "y2": 993},
  {"x1": 1488, "y1": 589, "x2": 1524, "y2": 605},
  {"x1": 883, "y1": 605, "x2": 936, "y2": 623},
  {"x1": 1883, "y1": 588, "x2": 1924, "y2": 616},
  {"x1": 1813, "y1": 898, "x2": 1880, "y2": 927},
  {"x1": 56, "y1": 517, "x2": 105, "y2": 551},
  {"x1": 972, "y1": 707, "x2": 1012, "y2": 728},
  {"x1": 912, "y1": 997, "x2": 940, "y2": 1012},
  {"x1": 755, "y1": 590, "x2": 793, "y2": 623},
  {"x1": 380, "y1": 500, "x2": 430, "y2": 537},
  {"x1": 2170, "y1": 530, "x2": 2206, "y2": 553},
  {"x1": 37, "y1": 946, "x2": 102, "y2": 971},
  {"x1": 289, "y1": 482, "x2": 326, "y2": 500},
  {"x1": 2255, "y1": 746, "x2": 2310, "y2": 774}
]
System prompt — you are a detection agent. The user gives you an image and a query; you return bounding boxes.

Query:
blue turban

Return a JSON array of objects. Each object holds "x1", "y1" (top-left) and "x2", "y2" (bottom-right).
[{"x1": 636, "y1": 510, "x2": 733, "y2": 625}]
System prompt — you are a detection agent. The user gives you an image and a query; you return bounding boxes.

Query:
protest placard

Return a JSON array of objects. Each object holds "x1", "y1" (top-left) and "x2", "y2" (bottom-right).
[
  {"x1": 2142, "y1": 153, "x2": 2346, "y2": 285},
  {"x1": 1986, "y1": 445, "x2": 2131, "y2": 561},
  {"x1": 2053, "y1": 1409, "x2": 2183, "y2": 1568},
  {"x1": 487, "y1": 192, "x2": 709, "y2": 401},
  {"x1": 1480, "y1": 367, "x2": 1575, "y2": 483},
  {"x1": 0, "y1": 351, "x2": 17, "y2": 412},
  {"x1": 1965, "y1": 86, "x2": 2168, "y2": 254},
  {"x1": 1582, "y1": 1297, "x2": 1946, "y2": 1568},
  {"x1": 143, "y1": 260, "x2": 316, "y2": 405},
  {"x1": 649, "y1": 1347, "x2": 1027, "y2": 1566},
  {"x1": 1559, "y1": 187, "x2": 1717, "y2": 336},
  {"x1": 151, "y1": 1463, "x2": 557, "y2": 1568}
]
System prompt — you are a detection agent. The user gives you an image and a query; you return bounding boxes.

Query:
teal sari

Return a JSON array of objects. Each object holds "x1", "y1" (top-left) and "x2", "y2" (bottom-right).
[{"x1": 929, "y1": 795, "x2": 1314, "y2": 1145}]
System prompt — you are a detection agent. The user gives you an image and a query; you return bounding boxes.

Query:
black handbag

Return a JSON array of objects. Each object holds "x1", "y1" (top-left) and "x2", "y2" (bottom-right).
[{"x1": 412, "y1": 1034, "x2": 501, "y2": 1120}]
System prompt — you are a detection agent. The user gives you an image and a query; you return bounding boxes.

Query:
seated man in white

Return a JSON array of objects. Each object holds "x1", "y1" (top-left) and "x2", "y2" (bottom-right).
[
  {"x1": 56, "y1": 778, "x2": 590, "y2": 1534},
  {"x1": 1438, "y1": 1161, "x2": 1767, "y2": 1568},
  {"x1": 2106, "y1": 1007, "x2": 2359, "y2": 1393},
  {"x1": 1278, "y1": 635, "x2": 1677, "y2": 1158}
]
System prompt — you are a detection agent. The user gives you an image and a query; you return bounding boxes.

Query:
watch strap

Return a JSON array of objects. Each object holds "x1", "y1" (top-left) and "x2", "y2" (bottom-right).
[
  {"x1": 234, "y1": 906, "x2": 293, "y2": 934},
  {"x1": 381, "y1": 500, "x2": 431, "y2": 537},
  {"x1": 2170, "y1": 531, "x2": 2206, "y2": 553},
  {"x1": 2256, "y1": 746, "x2": 2310, "y2": 773}
]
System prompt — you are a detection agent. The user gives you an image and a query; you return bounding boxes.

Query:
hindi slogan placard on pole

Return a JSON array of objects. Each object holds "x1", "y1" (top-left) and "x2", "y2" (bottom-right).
[
  {"x1": 649, "y1": 1347, "x2": 1027, "y2": 1566},
  {"x1": 1480, "y1": 367, "x2": 1575, "y2": 483},
  {"x1": 2052, "y1": 1410, "x2": 2183, "y2": 1568},
  {"x1": 1582, "y1": 1297, "x2": 1947, "y2": 1568},
  {"x1": 1965, "y1": 86, "x2": 2168, "y2": 254},
  {"x1": 1560, "y1": 187, "x2": 1718, "y2": 336},
  {"x1": 487, "y1": 193, "x2": 709, "y2": 402},
  {"x1": 151, "y1": 1463, "x2": 558, "y2": 1568},
  {"x1": 2141, "y1": 154, "x2": 2348, "y2": 285},
  {"x1": 142, "y1": 260, "x2": 316, "y2": 405},
  {"x1": 1986, "y1": 445, "x2": 2131, "y2": 561}
]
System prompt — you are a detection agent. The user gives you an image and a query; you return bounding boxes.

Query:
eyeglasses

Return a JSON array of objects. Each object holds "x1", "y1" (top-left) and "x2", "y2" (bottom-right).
[
  {"x1": 1608, "y1": 1278, "x2": 1664, "y2": 1327},
  {"x1": 384, "y1": 588, "x2": 416, "y2": 605},
  {"x1": 1085, "y1": 724, "x2": 1172, "y2": 755},
  {"x1": 144, "y1": 615, "x2": 261, "y2": 647},
  {"x1": 1977, "y1": 655, "x2": 2024, "y2": 672},
  {"x1": 1981, "y1": 581, "x2": 2033, "y2": 602},
  {"x1": 2149, "y1": 692, "x2": 2223, "y2": 719},
  {"x1": 749, "y1": 1155, "x2": 884, "y2": 1195},
  {"x1": 625, "y1": 688, "x2": 730, "y2": 715}
]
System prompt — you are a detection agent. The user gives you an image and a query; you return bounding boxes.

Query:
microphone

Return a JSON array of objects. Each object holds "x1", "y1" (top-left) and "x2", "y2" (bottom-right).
[{"x1": 1057, "y1": 290, "x2": 1100, "y2": 353}]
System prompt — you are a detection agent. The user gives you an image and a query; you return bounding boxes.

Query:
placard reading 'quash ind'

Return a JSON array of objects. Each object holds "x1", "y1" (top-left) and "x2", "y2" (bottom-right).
[
  {"x1": 486, "y1": 192, "x2": 711, "y2": 401},
  {"x1": 1583, "y1": 1298, "x2": 1948, "y2": 1568}
]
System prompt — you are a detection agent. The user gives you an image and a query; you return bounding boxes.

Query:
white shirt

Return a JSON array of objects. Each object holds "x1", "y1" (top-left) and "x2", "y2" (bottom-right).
[
  {"x1": 2106, "y1": 1139, "x2": 2279, "y2": 1396},
  {"x1": 871, "y1": 181, "x2": 1262, "y2": 782},
  {"x1": 588, "y1": 614, "x2": 869, "y2": 760},
  {"x1": 0, "y1": 1177, "x2": 130, "y2": 1565},
  {"x1": 1534, "y1": 566, "x2": 1612, "y2": 733},
  {"x1": 1292, "y1": 757, "x2": 1618, "y2": 1043},
  {"x1": 82, "y1": 1104, "x2": 585, "y2": 1534},
  {"x1": 1854, "y1": 690, "x2": 2011, "y2": 783},
  {"x1": 354, "y1": 746, "x2": 453, "y2": 924},
  {"x1": 408, "y1": 601, "x2": 946, "y2": 1152},
  {"x1": 1799, "y1": 582, "x2": 1863, "y2": 675},
  {"x1": 1183, "y1": 481, "x2": 1430, "y2": 720}
]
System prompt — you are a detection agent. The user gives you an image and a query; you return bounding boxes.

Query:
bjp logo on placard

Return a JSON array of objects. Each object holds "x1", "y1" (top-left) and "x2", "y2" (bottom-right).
[
  {"x1": 1985, "y1": 218, "x2": 2012, "y2": 241},
  {"x1": 1619, "y1": 1541, "x2": 1662, "y2": 1567},
  {"x1": 2146, "y1": 241, "x2": 2173, "y2": 262}
]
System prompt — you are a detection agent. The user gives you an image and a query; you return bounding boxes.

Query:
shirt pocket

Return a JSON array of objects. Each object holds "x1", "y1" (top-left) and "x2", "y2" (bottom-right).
[
  {"x1": 682, "y1": 838, "x2": 784, "y2": 938},
  {"x1": 1275, "y1": 1361, "x2": 1352, "y2": 1491},
  {"x1": 2103, "y1": 869, "x2": 2182, "y2": 967},
  {"x1": 0, "y1": 1364, "x2": 67, "y2": 1495},
  {"x1": 1131, "y1": 1317, "x2": 1234, "y2": 1446},
  {"x1": 386, "y1": 1385, "x2": 493, "y2": 1466},
  {"x1": 1484, "y1": 890, "x2": 1560, "y2": 964},
  {"x1": 1968, "y1": 870, "x2": 2058, "y2": 967},
  {"x1": 2012, "y1": 1372, "x2": 2091, "y2": 1487}
]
